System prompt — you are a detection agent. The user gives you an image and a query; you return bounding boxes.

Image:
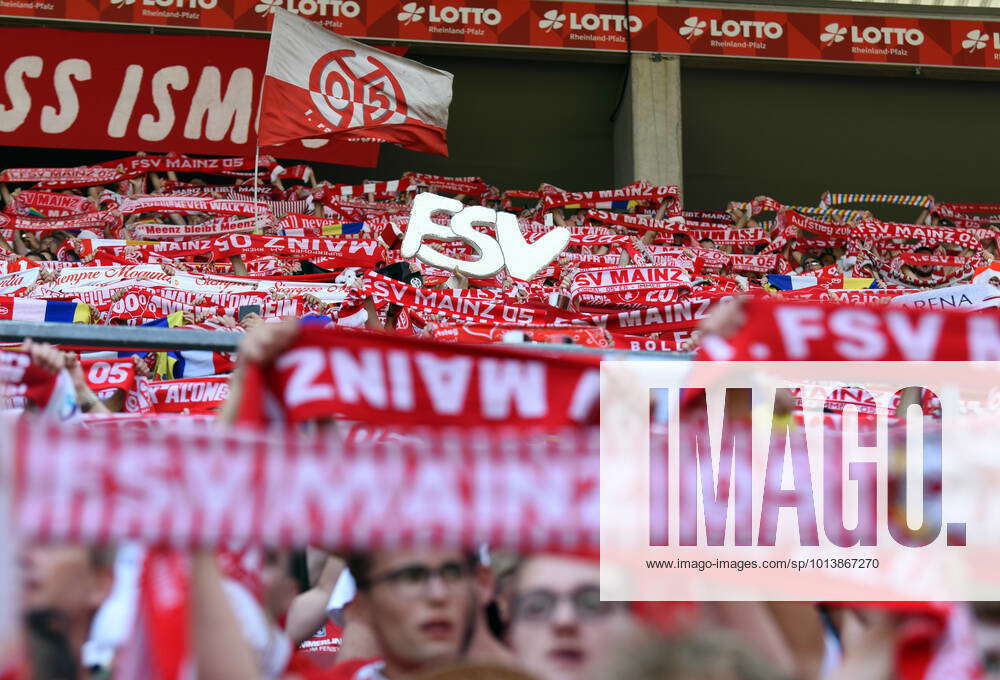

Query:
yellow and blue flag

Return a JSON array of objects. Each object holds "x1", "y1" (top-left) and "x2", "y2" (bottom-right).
[
  {"x1": 321, "y1": 221, "x2": 364, "y2": 236},
  {"x1": 0, "y1": 298, "x2": 90, "y2": 323}
]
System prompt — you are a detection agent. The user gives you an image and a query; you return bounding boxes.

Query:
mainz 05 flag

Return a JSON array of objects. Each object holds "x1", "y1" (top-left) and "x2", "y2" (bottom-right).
[{"x1": 260, "y1": 9, "x2": 453, "y2": 156}]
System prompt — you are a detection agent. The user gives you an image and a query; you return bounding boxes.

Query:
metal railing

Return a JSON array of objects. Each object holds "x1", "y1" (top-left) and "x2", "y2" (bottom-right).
[
  {"x1": 0, "y1": 321, "x2": 241, "y2": 352},
  {"x1": 0, "y1": 320, "x2": 693, "y2": 360}
]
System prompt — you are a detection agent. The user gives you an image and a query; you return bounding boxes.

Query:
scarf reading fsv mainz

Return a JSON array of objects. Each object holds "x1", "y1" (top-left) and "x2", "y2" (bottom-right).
[
  {"x1": 9, "y1": 191, "x2": 96, "y2": 217},
  {"x1": 15, "y1": 418, "x2": 600, "y2": 553},
  {"x1": 1, "y1": 155, "x2": 269, "y2": 189},
  {"x1": 211, "y1": 234, "x2": 386, "y2": 268},
  {"x1": 556, "y1": 293, "x2": 729, "y2": 335},
  {"x1": 569, "y1": 266, "x2": 691, "y2": 300},
  {"x1": 585, "y1": 209, "x2": 683, "y2": 233},
  {"x1": 235, "y1": 325, "x2": 600, "y2": 428},
  {"x1": 362, "y1": 272, "x2": 552, "y2": 326},
  {"x1": 542, "y1": 181, "x2": 679, "y2": 210}
]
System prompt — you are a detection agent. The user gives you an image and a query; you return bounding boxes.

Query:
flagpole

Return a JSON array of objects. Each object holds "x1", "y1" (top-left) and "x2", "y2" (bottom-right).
[{"x1": 253, "y1": 75, "x2": 266, "y2": 231}]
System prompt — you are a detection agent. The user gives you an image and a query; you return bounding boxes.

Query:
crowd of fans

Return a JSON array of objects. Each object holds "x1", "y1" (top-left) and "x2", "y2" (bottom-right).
[{"x1": 3, "y1": 151, "x2": 1000, "y2": 680}]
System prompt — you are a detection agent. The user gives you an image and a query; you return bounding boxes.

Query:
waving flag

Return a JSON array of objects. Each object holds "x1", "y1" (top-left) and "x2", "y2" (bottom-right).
[
  {"x1": 765, "y1": 274, "x2": 820, "y2": 290},
  {"x1": 0, "y1": 297, "x2": 90, "y2": 324},
  {"x1": 280, "y1": 221, "x2": 364, "y2": 237},
  {"x1": 260, "y1": 9, "x2": 453, "y2": 156}
]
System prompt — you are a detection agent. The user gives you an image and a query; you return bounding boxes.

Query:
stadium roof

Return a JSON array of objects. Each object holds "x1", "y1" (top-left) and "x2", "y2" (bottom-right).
[
  {"x1": 840, "y1": 0, "x2": 1000, "y2": 6},
  {"x1": 702, "y1": 0, "x2": 1000, "y2": 17}
]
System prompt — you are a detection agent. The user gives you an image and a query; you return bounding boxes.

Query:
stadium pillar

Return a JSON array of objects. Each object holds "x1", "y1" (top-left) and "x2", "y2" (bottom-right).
[{"x1": 613, "y1": 55, "x2": 683, "y2": 191}]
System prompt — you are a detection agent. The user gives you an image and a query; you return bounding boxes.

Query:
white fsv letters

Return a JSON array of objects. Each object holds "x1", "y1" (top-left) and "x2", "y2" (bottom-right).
[
  {"x1": 403, "y1": 193, "x2": 569, "y2": 281},
  {"x1": 773, "y1": 307, "x2": 1000, "y2": 360}
]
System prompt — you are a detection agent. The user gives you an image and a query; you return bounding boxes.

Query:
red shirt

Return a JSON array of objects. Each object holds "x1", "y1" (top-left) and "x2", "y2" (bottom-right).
[
  {"x1": 297, "y1": 621, "x2": 344, "y2": 656},
  {"x1": 288, "y1": 657, "x2": 385, "y2": 680}
]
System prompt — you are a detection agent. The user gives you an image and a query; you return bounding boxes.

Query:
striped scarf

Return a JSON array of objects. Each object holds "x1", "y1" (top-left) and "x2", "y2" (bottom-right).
[
  {"x1": 327, "y1": 179, "x2": 412, "y2": 197},
  {"x1": 821, "y1": 192, "x2": 934, "y2": 209}
]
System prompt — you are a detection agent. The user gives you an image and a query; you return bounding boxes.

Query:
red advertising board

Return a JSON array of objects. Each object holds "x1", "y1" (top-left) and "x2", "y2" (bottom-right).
[
  {"x1": 0, "y1": 26, "x2": 380, "y2": 165},
  {"x1": 2, "y1": 1, "x2": 1000, "y2": 69}
]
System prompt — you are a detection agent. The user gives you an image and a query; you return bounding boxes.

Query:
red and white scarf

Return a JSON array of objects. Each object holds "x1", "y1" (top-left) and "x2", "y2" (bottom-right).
[
  {"x1": 586, "y1": 209, "x2": 683, "y2": 233},
  {"x1": 234, "y1": 325, "x2": 599, "y2": 428},
  {"x1": 727, "y1": 254, "x2": 782, "y2": 274},
  {"x1": 780, "y1": 209, "x2": 851, "y2": 240},
  {"x1": 0, "y1": 269, "x2": 41, "y2": 296},
  {"x1": 10, "y1": 191, "x2": 96, "y2": 217},
  {"x1": 118, "y1": 196, "x2": 270, "y2": 217},
  {"x1": 542, "y1": 181, "x2": 677, "y2": 210},
  {"x1": 114, "y1": 548, "x2": 193, "y2": 680},
  {"x1": 707, "y1": 297, "x2": 1000, "y2": 361},
  {"x1": 853, "y1": 220, "x2": 991, "y2": 250},
  {"x1": 827, "y1": 288, "x2": 918, "y2": 304},
  {"x1": 15, "y1": 418, "x2": 600, "y2": 552},
  {"x1": 686, "y1": 228, "x2": 768, "y2": 247},
  {"x1": 648, "y1": 245, "x2": 729, "y2": 270},
  {"x1": 611, "y1": 332, "x2": 691, "y2": 352},
  {"x1": 569, "y1": 266, "x2": 691, "y2": 300},
  {"x1": 559, "y1": 294, "x2": 725, "y2": 335},
  {"x1": 363, "y1": 272, "x2": 552, "y2": 326},
  {"x1": 97, "y1": 153, "x2": 262, "y2": 176},
  {"x1": 278, "y1": 212, "x2": 367, "y2": 236},
  {"x1": 211, "y1": 234, "x2": 386, "y2": 268},
  {"x1": 0, "y1": 209, "x2": 119, "y2": 232},
  {"x1": 81, "y1": 358, "x2": 137, "y2": 396},
  {"x1": 433, "y1": 323, "x2": 609, "y2": 348},
  {"x1": 0, "y1": 166, "x2": 122, "y2": 188},
  {"x1": 401, "y1": 172, "x2": 489, "y2": 196},
  {"x1": 149, "y1": 377, "x2": 230, "y2": 414},
  {"x1": 130, "y1": 216, "x2": 264, "y2": 239},
  {"x1": 0, "y1": 350, "x2": 59, "y2": 410},
  {"x1": 325, "y1": 178, "x2": 411, "y2": 198},
  {"x1": 683, "y1": 209, "x2": 733, "y2": 224}
]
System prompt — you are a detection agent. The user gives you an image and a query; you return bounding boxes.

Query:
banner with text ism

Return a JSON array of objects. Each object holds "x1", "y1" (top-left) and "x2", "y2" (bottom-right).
[{"x1": 0, "y1": 26, "x2": 382, "y2": 165}]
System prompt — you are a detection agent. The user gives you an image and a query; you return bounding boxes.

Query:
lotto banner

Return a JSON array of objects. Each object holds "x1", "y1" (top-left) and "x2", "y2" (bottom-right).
[
  {"x1": 4, "y1": 1, "x2": 1000, "y2": 69},
  {"x1": 0, "y1": 26, "x2": 380, "y2": 164}
]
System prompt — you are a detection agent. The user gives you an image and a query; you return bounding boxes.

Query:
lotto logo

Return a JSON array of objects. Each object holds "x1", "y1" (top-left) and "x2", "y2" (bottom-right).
[
  {"x1": 397, "y1": 2, "x2": 424, "y2": 23},
  {"x1": 538, "y1": 9, "x2": 565, "y2": 31},
  {"x1": 255, "y1": 0, "x2": 361, "y2": 17},
  {"x1": 820, "y1": 23, "x2": 847, "y2": 46},
  {"x1": 821, "y1": 23, "x2": 925, "y2": 46},
  {"x1": 962, "y1": 28, "x2": 997, "y2": 52},
  {"x1": 679, "y1": 17, "x2": 706, "y2": 40},
  {"x1": 536, "y1": 7, "x2": 639, "y2": 32}
]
